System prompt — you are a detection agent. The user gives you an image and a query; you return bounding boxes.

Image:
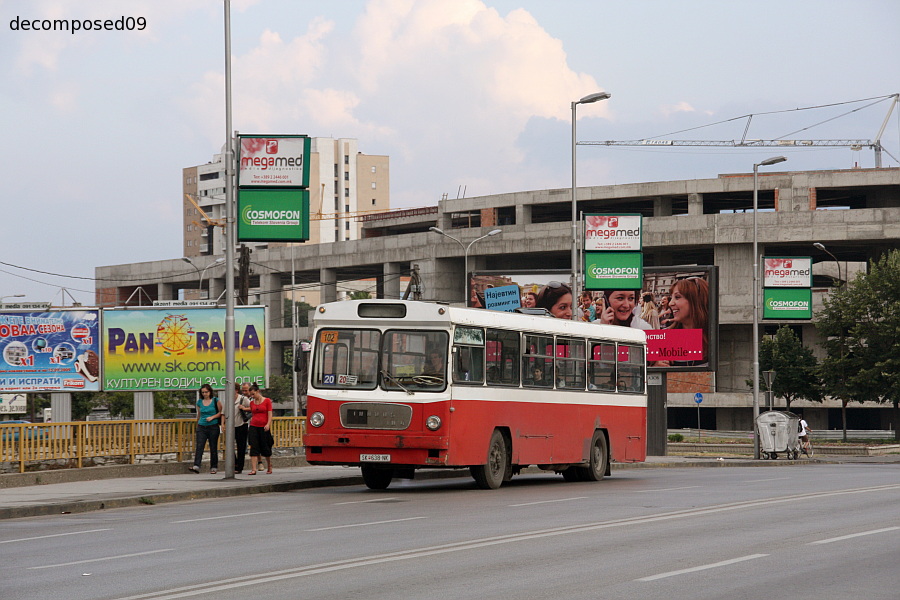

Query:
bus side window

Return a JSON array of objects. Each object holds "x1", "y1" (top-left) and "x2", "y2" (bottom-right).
[
  {"x1": 486, "y1": 329, "x2": 520, "y2": 386},
  {"x1": 453, "y1": 345, "x2": 484, "y2": 383}
]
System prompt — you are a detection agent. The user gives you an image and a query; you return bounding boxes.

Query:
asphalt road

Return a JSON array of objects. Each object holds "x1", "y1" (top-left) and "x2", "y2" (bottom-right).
[{"x1": 4, "y1": 463, "x2": 899, "y2": 600}]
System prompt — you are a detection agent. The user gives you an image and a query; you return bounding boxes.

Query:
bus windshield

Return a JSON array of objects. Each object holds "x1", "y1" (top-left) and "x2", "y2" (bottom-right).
[{"x1": 312, "y1": 328, "x2": 448, "y2": 393}]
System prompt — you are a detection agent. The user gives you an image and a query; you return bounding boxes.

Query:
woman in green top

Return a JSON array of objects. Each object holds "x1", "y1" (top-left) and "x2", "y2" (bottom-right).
[{"x1": 191, "y1": 384, "x2": 224, "y2": 474}]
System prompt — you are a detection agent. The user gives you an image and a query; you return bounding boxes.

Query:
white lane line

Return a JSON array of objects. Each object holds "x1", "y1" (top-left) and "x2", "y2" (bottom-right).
[
  {"x1": 510, "y1": 497, "x2": 588, "y2": 507},
  {"x1": 333, "y1": 497, "x2": 398, "y2": 506},
  {"x1": 29, "y1": 549, "x2": 174, "y2": 570},
  {"x1": 172, "y1": 511, "x2": 272, "y2": 523},
  {"x1": 306, "y1": 517, "x2": 427, "y2": 532},
  {"x1": 746, "y1": 477, "x2": 790, "y2": 483},
  {"x1": 808, "y1": 526, "x2": 899, "y2": 545},
  {"x1": 637, "y1": 554, "x2": 769, "y2": 582},
  {"x1": 0, "y1": 528, "x2": 111, "y2": 544},
  {"x1": 633, "y1": 486, "x2": 700, "y2": 493}
]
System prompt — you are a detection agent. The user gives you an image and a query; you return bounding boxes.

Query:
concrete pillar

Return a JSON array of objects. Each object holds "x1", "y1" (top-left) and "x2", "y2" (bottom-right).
[
  {"x1": 516, "y1": 203, "x2": 533, "y2": 226},
  {"x1": 381, "y1": 263, "x2": 402, "y2": 299},
  {"x1": 646, "y1": 374, "x2": 667, "y2": 456},
  {"x1": 688, "y1": 193, "x2": 703, "y2": 216},
  {"x1": 133, "y1": 392, "x2": 154, "y2": 420},
  {"x1": 208, "y1": 277, "x2": 225, "y2": 304},
  {"x1": 419, "y1": 258, "x2": 461, "y2": 304},
  {"x1": 652, "y1": 196, "x2": 672, "y2": 217},
  {"x1": 157, "y1": 282, "x2": 175, "y2": 301},
  {"x1": 259, "y1": 272, "x2": 284, "y2": 328},
  {"x1": 320, "y1": 268, "x2": 337, "y2": 304},
  {"x1": 49, "y1": 392, "x2": 71, "y2": 423}
]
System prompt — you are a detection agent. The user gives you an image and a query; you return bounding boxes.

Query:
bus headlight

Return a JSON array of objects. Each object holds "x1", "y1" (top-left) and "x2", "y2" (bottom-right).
[
  {"x1": 425, "y1": 415, "x2": 442, "y2": 431},
  {"x1": 309, "y1": 412, "x2": 325, "y2": 427}
]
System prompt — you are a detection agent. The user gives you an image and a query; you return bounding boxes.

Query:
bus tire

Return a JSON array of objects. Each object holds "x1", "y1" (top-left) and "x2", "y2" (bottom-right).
[
  {"x1": 471, "y1": 429, "x2": 508, "y2": 490},
  {"x1": 576, "y1": 431, "x2": 608, "y2": 482},
  {"x1": 361, "y1": 466, "x2": 393, "y2": 490}
]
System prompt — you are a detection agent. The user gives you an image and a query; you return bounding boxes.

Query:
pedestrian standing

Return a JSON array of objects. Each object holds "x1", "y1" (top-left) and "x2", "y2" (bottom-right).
[
  {"x1": 246, "y1": 382, "x2": 274, "y2": 475},
  {"x1": 191, "y1": 384, "x2": 223, "y2": 474},
  {"x1": 233, "y1": 382, "x2": 252, "y2": 473}
]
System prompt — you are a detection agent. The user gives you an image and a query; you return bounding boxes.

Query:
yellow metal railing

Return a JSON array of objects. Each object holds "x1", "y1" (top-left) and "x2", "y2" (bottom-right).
[{"x1": 0, "y1": 417, "x2": 305, "y2": 474}]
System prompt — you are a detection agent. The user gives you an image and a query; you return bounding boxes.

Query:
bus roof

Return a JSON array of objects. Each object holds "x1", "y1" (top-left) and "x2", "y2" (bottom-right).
[{"x1": 313, "y1": 300, "x2": 646, "y2": 345}]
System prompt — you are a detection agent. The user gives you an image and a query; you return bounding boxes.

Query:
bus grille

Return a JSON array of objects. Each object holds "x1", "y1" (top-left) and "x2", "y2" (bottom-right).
[{"x1": 339, "y1": 403, "x2": 412, "y2": 430}]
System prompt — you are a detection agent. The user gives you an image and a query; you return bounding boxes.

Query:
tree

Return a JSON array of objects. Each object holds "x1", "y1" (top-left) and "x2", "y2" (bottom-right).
[
  {"x1": 283, "y1": 300, "x2": 314, "y2": 328},
  {"x1": 756, "y1": 326, "x2": 823, "y2": 410},
  {"x1": 349, "y1": 291, "x2": 371, "y2": 300},
  {"x1": 815, "y1": 250, "x2": 900, "y2": 442}
]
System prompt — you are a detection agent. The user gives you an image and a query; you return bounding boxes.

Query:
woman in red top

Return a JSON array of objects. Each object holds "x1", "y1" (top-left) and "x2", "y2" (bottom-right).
[{"x1": 246, "y1": 382, "x2": 274, "y2": 475}]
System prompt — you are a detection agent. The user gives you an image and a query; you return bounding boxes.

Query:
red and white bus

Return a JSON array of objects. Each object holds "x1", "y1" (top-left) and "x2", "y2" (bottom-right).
[{"x1": 304, "y1": 300, "x2": 647, "y2": 489}]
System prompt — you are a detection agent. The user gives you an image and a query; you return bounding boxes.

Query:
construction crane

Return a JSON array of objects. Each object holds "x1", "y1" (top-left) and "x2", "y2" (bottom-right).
[{"x1": 582, "y1": 93, "x2": 899, "y2": 167}]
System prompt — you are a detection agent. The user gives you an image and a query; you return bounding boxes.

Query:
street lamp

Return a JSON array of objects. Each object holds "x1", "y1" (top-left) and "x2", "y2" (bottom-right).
[
  {"x1": 752, "y1": 155, "x2": 787, "y2": 459},
  {"x1": 813, "y1": 243, "x2": 842, "y2": 287},
  {"x1": 1, "y1": 294, "x2": 25, "y2": 303},
  {"x1": 200, "y1": 258, "x2": 226, "y2": 300},
  {"x1": 429, "y1": 227, "x2": 502, "y2": 302},
  {"x1": 181, "y1": 257, "x2": 202, "y2": 295},
  {"x1": 571, "y1": 91, "x2": 611, "y2": 320},
  {"x1": 814, "y1": 242, "x2": 847, "y2": 441}
]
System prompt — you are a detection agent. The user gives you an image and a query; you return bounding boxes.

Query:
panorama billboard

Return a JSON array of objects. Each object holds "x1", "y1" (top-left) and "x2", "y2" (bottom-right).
[
  {"x1": 470, "y1": 266, "x2": 718, "y2": 372},
  {"x1": 101, "y1": 307, "x2": 267, "y2": 392},
  {"x1": 0, "y1": 309, "x2": 102, "y2": 392}
]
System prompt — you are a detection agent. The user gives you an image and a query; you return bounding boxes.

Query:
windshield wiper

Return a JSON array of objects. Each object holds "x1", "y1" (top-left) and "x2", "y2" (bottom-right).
[{"x1": 380, "y1": 369, "x2": 414, "y2": 395}]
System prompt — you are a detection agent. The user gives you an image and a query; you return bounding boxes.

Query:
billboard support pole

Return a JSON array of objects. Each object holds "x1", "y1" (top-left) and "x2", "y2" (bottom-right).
[{"x1": 222, "y1": 0, "x2": 236, "y2": 478}]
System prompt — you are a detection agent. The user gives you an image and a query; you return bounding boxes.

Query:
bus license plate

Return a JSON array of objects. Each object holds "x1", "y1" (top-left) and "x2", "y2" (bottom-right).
[{"x1": 360, "y1": 454, "x2": 390, "y2": 462}]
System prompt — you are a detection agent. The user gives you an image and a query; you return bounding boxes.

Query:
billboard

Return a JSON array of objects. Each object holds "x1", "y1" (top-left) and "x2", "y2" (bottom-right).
[
  {"x1": 102, "y1": 307, "x2": 267, "y2": 391},
  {"x1": 469, "y1": 267, "x2": 718, "y2": 371},
  {"x1": 237, "y1": 188, "x2": 310, "y2": 242},
  {"x1": 584, "y1": 214, "x2": 642, "y2": 251},
  {"x1": 237, "y1": 135, "x2": 311, "y2": 188},
  {"x1": 584, "y1": 252, "x2": 643, "y2": 290},
  {"x1": 0, "y1": 393, "x2": 27, "y2": 414},
  {"x1": 763, "y1": 288, "x2": 813, "y2": 320},
  {"x1": 0, "y1": 310, "x2": 102, "y2": 392},
  {"x1": 763, "y1": 257, "x2": 812, "y2": 288}
]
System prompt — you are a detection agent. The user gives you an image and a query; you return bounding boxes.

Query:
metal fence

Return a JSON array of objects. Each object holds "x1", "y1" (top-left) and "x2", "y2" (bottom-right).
[{"x1": 0, "y1": 418, "x2": 305, "y2": 473}]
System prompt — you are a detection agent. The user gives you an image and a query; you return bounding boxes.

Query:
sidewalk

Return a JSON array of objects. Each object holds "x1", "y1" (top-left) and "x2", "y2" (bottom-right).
[{"x1": 1, "y1": 453, "x2": 897, "y2": 520}]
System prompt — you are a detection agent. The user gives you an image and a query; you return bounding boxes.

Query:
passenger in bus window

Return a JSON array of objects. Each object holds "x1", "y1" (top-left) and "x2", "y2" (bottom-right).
[
  {"x1": 531, "y1": 365, "x2": 550, "y2": 387},
  {"x1": 535, "y1": 281, "x2": 573, "y2": 319}
]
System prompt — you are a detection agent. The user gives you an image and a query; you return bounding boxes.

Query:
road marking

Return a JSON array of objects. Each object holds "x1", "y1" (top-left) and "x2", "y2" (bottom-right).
[
  {"x1": 633, "y1": 486, "x2": 700, "y2": 493},
  {"x1": 746, "y1": 477, "x2": 790, "y2": 483},
  {"x1": 108, "y1": 482, "x2": 900, "y2": 600},
  {"x1": 333, "y1": 497, "x2": 398, "y2": 505},
  {"x1": 172, "y1": 511, "x2": 272, "y2": 523},
  {"x1": 510, "y1": 497, "x2": 588, "y2": 507},
  {"x1": 29, "y1": 549, "x2": 174, "y2": 570},
  {"x1": 0, "y1": 528, "x2": 111, "y2": 544},
  {"x1": 808, "y1": 526, "x2": 899, "y2": 545},
  {"x1": 637, "y1": 554, "x2": 769, "y2": 582},
  {"x1": 305, "y1": 517, "x2": 427, "y2": 531}
]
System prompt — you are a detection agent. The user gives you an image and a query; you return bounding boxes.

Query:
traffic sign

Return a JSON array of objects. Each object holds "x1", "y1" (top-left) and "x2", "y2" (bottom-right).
[{"x1": 694, "y1": 392, "x2": 703, "y2": 404}]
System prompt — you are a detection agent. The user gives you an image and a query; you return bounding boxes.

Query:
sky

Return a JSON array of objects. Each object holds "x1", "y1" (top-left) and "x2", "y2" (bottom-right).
[{"x1": 1, "y1": 0, "x2": 898, "y2": 306}]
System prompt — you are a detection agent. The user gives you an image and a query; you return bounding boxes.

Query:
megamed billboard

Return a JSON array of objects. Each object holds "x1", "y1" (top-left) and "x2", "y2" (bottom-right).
[
  {"x1": 763, "y1": 257, "x2": 812, "y2": 288},
  {"x1": 0, "y1": 309, "x2": 102, "y2": 392},
  {"x1": 584, "y1": 214, "x2": 642, "y2": 251},
  {"x1": 237, "y1": 135, "x2": 311, "y2": 188},
  {"x1": 102, "y1": 307, "x2": 267, "y2": 391}
]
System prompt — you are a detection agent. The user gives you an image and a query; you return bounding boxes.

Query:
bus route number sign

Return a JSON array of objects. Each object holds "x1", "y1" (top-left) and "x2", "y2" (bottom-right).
[{"x1": 320, "y1": 331, "x2": 338, "y2": 344}]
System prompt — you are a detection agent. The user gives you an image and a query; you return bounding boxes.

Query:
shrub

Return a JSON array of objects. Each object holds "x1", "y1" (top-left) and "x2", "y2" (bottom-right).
[{"x1": 668, "y1": 433, "x2": 684, "y2": 443}]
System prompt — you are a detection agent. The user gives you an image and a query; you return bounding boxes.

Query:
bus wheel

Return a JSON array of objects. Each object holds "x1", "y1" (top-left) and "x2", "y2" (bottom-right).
[
  {"x1": 471, "y1": 429, "x2": 508, "y2": 490},
  {"x1": 576, "y1": 431, "x2": 608, "y2": 482},
  {"x1": 361, "y1": 466, "x2": 393, "y2": 490}
]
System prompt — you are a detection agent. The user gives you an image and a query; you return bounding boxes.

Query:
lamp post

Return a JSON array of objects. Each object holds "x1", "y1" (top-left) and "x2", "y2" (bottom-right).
[
  {"x1": 814, "y1": 242, "x2": 847, "y2": 441},
  {"x1": 181, "y1": 257, "x2": 202, "y2": 296},
  {"x1": 1, "y1": 294, "x2": 24, "y2": 303},
  {"x1": 429, "y1": 227, "x2": 502, "y2": 302},
  {"x1": 571, "y1": 91, "x2": 611, "y2": 320},
  {"x1": 813, "y1": 243, "x2": 842, "y2": 287},
  {"x1": 752, "y1": 155, "x2": 787, "y2": 459},
  {"x1": 200, "y1": 258, "x2": 226, "y2": 300}
]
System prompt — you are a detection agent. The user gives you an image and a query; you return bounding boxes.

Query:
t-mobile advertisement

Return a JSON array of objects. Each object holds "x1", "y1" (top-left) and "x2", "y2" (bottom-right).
[{"x1": 469, "y1": 267, "x2": 718, "y2": 372}]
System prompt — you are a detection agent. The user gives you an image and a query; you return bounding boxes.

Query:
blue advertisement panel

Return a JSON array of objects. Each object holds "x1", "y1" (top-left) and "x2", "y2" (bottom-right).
[{"x1": 0, "y1": 310, "x2": 102, "y2": 392}]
